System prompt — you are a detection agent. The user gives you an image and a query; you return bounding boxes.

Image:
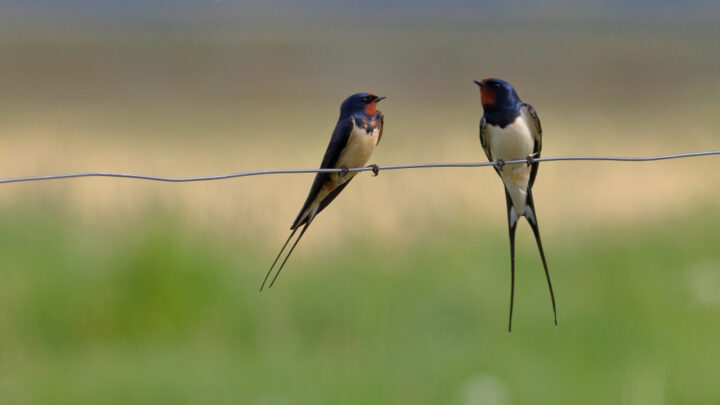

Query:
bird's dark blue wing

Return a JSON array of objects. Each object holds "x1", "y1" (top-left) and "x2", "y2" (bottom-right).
[
  {"x1": 319, "y1": 115, "x2": 355, "y2": 170},
  {"x1": 376, "y1": 111, "x2": 384, "y2": 146},
  {"x1": 291, "y1": 116, "x2": 354, "y2": 229},
  {"x1": 521, "y1": 103, "x2": 543, "y2": 189},
  {"x1": 479, "y1": 117, "x2": 503, "y2": 177}
]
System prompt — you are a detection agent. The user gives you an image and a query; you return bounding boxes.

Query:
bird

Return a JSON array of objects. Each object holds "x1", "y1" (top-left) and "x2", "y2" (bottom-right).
[
  {"x1": 473, "y1": 78, "x2": 556, "y2": 331},
  {"x1": 260, "y1": 93, "x2": 385, "y2": 291}
]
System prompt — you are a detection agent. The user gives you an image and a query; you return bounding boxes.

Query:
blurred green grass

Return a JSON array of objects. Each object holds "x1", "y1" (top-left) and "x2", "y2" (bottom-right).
[{"x1": 1, "y1": 204, "x2": 718, "y2": 404}]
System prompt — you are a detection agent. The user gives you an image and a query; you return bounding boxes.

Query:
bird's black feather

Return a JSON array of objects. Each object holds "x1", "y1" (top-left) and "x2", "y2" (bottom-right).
[
  {"x1": 522, "y1": 103, "x2": 543, "y2": 189},
  {"x1": 263, "y1": 94, "x2": 384, "y2": 291},
  {"x1": 477, "y1": 81, "x2": 556, "y2": 329},
  {"x1": 504, "y1": 189, "x2": 518, "y2": 332},
  {"x1": 291, "y1": 116, "x2": 354, "y2": 229}
]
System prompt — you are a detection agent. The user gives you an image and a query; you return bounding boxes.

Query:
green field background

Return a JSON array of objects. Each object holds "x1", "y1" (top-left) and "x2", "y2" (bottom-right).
[
  {"x1": 1, "y1": 206, "x2": 719, "y2": 404},
  {"x1": 1, "y1": 7, "x2": 720, "y2": 404}
]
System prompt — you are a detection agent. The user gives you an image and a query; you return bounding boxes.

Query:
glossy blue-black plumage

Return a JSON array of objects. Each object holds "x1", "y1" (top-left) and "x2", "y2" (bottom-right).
[
  {"x1": 340, "y1": 93, "x2": 375, "y2": 116},
  {"x1": 291, "y1": 93, "x2": 382, "y2": 229},
  {"x1": 480, "y1": 78, "x2": 523, "y2": 128},
  {"x1": 475, "y1": 77, "x2": 556, "y2": 331},
  {"x1": 260, "y1": 92, "x2": 384, "y2": 291}
]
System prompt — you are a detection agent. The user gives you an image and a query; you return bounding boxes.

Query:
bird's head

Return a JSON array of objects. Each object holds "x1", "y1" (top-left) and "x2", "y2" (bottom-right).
[
  {"x1": 473, "y1": 78, "x2": 520, "y2": 110},
  {"x1": 341, "y1": 93, "x2": 386, "y2": 116}
]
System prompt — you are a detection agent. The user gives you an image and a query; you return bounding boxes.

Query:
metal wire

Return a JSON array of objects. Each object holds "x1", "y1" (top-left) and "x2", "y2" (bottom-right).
[{"x1": 0, "y1": 150, "x2": 718, "y2": 185}]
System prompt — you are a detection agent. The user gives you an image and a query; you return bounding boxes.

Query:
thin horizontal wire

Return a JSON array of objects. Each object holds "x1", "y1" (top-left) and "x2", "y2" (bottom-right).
[{"x1": 0, "y1": 150, "x2": 718, "y2": 185}]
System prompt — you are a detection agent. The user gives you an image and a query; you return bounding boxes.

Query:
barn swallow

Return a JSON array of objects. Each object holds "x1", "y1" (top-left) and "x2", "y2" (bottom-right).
[
  {"x1": 474, "y1": 78, "x2": 556, "y2": 331},
  {"x1": 260, "y1": 93, "x2": 385, "y2": 291}
]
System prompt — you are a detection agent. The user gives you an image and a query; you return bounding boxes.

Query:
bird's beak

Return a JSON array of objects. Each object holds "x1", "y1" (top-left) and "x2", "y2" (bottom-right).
[
  {"x1": 374, "y1": 96, "x2": 387, "y2": 102},
  {"x1": 473, "y1": 80, "x2": 487, "y2": 88}
]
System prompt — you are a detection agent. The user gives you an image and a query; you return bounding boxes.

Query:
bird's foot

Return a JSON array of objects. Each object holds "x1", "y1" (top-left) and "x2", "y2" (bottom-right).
[
  {"x1": 495, "y1": 159, "x2": 506, "y2": 171},
  {"x1": 368, "y1": 164, "x2": 380, "y2": 177},
  {"x1": 339, "y1": 165, "x2": 350, "y2": 177},
  {"x1": 526, "y1": 153, "x2": 538, "y2": 167}
]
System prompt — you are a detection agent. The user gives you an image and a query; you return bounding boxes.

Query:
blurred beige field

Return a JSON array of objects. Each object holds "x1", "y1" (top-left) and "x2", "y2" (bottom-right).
[{"x1": 1, "y1": 20, "x2": 719, "y2": 245}]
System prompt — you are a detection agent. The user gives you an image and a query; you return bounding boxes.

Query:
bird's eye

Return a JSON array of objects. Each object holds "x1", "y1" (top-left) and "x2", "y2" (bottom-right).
[{"x1": 362, "y1": 97, "x2": 370, "y2": 103}]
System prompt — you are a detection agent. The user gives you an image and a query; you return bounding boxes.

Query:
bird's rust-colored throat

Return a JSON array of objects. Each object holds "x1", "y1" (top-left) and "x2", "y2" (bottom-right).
[
  {"x1": 480, "y1": 86, "x2": 496, "y2": 107},
  {"x1": 364, "y1": 94, "x2": 380, "y2": 115}
]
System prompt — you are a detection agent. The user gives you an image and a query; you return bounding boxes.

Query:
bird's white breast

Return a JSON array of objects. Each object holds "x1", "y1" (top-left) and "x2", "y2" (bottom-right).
[
  {"x1": 331, "y1": 124, "x2": 380, "y2": 184},
  {"x1": 486, "y1": 116, "x2": 535, "y2": 214},
  {"x1": 487, "y1": 117, "x2": 535, "y2": 162}
]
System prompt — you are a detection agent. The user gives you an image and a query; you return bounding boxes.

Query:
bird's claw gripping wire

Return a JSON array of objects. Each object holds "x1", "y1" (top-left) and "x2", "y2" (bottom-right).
[
  {"x1": 339, "y1": 165, "x2": 350, "y2": 177},
  {"x1": 526, "y1": 152, "x2": 539, "y2": 167},
  {"x1": 368, "y1": 164, "x2": 380, "y2": 176},
  {"x1": 495, "y1": 159, "x2": 506, "y2": 171}
]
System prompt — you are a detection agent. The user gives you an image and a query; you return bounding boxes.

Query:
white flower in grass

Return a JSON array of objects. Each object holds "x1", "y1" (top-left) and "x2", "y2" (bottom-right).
[{"x1": 458, "y1": 374, "x2": 509, "y2": 405}]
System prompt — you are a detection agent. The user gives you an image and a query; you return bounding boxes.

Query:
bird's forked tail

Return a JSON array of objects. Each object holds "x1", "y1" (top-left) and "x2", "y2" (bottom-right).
[{"x1": 504, "y1": 190, "x2": 557, "y2": 331}]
